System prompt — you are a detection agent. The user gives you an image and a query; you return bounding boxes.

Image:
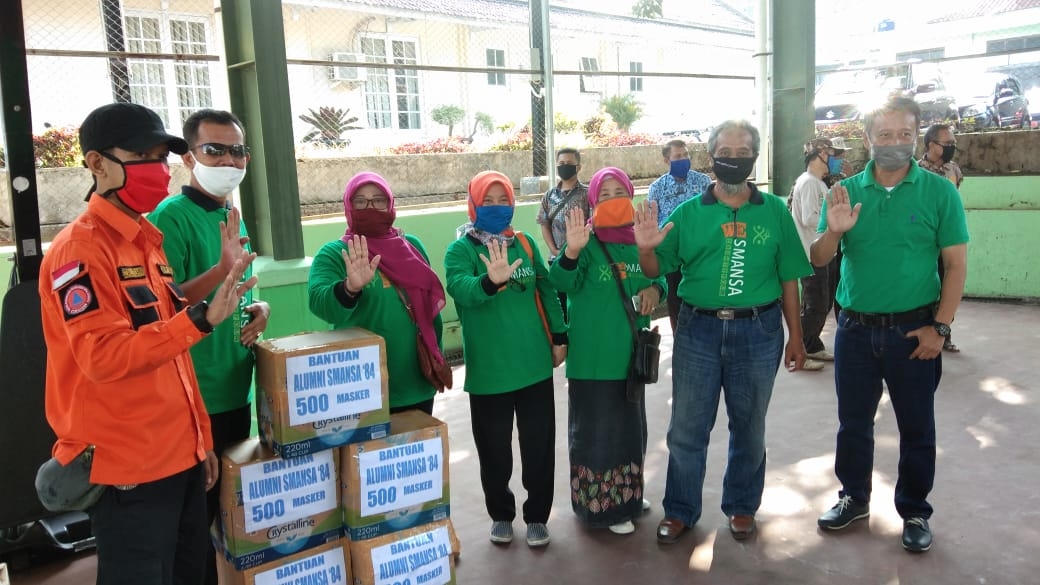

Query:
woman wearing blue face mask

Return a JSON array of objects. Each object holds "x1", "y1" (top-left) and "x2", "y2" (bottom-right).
[
  {"x1": 443, "y1": 170, "x2": 568, "y2": 549},
  {"x1": 790, "y1": 137, "x2": 847, "y2": 371}
]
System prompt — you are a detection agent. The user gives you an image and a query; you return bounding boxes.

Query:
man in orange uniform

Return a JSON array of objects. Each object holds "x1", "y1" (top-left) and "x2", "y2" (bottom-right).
[{"x1": 38, "y1": 102, "x2": 257, "y2": 585}]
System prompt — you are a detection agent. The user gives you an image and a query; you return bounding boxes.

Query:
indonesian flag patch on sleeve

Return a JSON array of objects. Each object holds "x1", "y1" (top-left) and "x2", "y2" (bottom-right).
[{"x1": 51, "y1": 261, "x2": 81, "y2": 290}]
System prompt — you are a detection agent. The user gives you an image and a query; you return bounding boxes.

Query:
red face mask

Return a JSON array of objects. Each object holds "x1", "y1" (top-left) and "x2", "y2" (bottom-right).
[
  {"x1": 350, "y1": 208, "x2": 395, "y2": 237},
  {"x1": 101, "y1": 153, "x2": 172, "y2": 213}
]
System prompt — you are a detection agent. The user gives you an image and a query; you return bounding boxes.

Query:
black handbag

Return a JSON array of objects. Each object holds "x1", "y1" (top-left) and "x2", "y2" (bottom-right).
[{"x1": 596, "y1": 240, "x2": 661, "y2": 402}]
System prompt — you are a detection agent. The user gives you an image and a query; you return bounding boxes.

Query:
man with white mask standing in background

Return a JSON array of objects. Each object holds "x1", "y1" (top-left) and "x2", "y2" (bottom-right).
[{"x1": 149, "y1": 108, "x2": 270, "y2": 585}]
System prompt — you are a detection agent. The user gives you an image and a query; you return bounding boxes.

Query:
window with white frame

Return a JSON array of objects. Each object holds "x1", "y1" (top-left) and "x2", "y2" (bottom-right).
[
  {"x1": 629, "y1": 61, "x2": 643, "y2": 92},
  {"x1": 486, "y1": 49, "x2": 506, "y2": 86},
  {"x1": 124, "y1": 13, "x2": 212, "y2": 128},
  {"x1": 580, "y1": 57, "x2": 601, "y2": 93},
  {"x1": 361, "y1": 36, "x2": 421, "y2": 130}
]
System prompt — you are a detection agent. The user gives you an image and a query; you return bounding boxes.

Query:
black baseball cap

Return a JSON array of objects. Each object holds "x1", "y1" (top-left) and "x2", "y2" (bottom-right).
[{"x1": 79, "y1": 102, "x2": 188, "y2": 155}]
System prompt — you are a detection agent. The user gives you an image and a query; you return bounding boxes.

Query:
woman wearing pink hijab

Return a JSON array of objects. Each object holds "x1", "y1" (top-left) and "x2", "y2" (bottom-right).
[
  {"x1": 549, "y1": 167, "x2": 666, "y2": 536},
  {"x1": 308, "y1": 171, "x2": 449, "y2": 413}
]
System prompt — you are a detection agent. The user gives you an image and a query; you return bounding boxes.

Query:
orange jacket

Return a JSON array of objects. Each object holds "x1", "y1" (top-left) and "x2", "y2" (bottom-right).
[{"x1": 39, "y1": 196, "x2": 214, "y2": 485}]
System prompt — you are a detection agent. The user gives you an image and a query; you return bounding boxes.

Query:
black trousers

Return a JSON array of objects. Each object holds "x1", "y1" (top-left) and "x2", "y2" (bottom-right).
[
  {"x1": 204, "y1": 405, "x2": 252, "y2": 585},
  {"x1": 468, "y1": 377, "x2": 555, "y2": 524},
  {"x1": 665, "y1": 271, "x2": 683, "y2": 333},
  {"x1": 800, "y1": 257, "x2": 840, "y2": 354},
  {"x1": 91, "y1": 463, "x2": 208, "y2": 585},
  {"x1": 390, "y1": 398, "x2": 435, "y2": 415}
]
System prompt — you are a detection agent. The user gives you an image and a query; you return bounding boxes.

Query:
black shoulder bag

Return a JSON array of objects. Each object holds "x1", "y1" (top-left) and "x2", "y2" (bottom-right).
[{"x1": 596, "y1": 239, "x2": 661, "y2": 403}]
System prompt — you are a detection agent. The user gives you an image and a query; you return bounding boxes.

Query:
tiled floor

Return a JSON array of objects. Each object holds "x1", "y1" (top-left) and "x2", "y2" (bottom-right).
[{"x1": 6, "y1": 299, "x2": 1039, "y2": 584}]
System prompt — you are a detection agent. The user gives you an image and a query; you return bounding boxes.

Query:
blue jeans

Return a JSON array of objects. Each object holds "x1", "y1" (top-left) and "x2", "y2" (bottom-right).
[
  {"x1": 662, "y1": 302, "x2": 784, "y2": 525},
  {"x1": 832, "y1": 311, "x2": 941, "y2": 519}
]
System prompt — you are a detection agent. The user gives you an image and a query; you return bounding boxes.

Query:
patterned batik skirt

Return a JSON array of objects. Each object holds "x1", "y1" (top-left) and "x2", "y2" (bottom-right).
[{"x1": 567, "y1": 378, "x2": 647, "y2": 528}]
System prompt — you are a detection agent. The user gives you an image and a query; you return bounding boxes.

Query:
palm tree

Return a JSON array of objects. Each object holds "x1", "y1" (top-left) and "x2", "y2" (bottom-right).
[
  {"x1": 632, "y1": 0, "x2": 663, "y2": 19},
  {"x1": 298, "y1": 107, "x2": 361, "y2": 147},
  {"x1": 600, "y1": 94, "x2": 644, "y2": 133}
]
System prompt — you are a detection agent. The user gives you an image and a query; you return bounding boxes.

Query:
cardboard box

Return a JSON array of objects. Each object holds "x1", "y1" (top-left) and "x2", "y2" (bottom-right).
[
  {"x1": 219, "y1": 438, "x2": 344, "y2": 570},
  {"x1": 341, "y1": 411, "x2": 451, "y2": 540},
  {"x1": 256, "y1": 329, "x2": 391, "y2": 458},
  {"x1": 217, "y1": 537, "x2": 352, "y2": 585},
  {"x1": 349, "y1": 520, "x2": 455, "y2": 585}
]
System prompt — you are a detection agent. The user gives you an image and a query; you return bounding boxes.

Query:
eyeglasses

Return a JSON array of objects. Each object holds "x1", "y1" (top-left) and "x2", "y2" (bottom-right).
[
  {"x1": 351, "y1": 196, "x2": 390, "y2": 210},
  {"x1": 933, "y1": 141, "x2": 957, "y2": 148},
  {"x1": 194, "y1": 143, "x2": 250, "y2": 159},
  {"x1": 506, "y1": 276, "x2": 527, "y2": 292}
]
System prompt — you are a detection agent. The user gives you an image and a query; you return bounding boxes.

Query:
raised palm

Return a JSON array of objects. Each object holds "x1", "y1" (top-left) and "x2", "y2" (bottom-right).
[
  {"x1": 563, "y1": 206, "x2": 590, "y2": 256},
  {"x1": 341, "y1": 235, "x2": 382, "y2": 293},
  {"x1": 824, "y1": 183, "x2": 861, "y2": 234},
  {"x1": 634, "y1": 200, "x2": 672, "y2": 251},
  {"x1": 479, "y1": 239, "x2": 522, "y2": 285}
]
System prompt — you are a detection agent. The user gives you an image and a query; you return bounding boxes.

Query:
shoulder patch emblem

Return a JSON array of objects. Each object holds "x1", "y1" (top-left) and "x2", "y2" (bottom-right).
[
  {"x1": 51, "y1": 261, "x2": 81, "y2": 290},
  {"x1": 156, "y1": 264, "x2": 175, "y2": 277},
  {"x1": 118, "y1": 265, "x2": 147, "y2": 280},
  {"x1": 61, "y1": 274, "x2": 100, "y2": 320}
]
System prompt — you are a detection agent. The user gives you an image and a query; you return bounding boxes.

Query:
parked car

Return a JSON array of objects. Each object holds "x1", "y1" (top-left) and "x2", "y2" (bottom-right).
[
  {"x1": 954, "y1": 74, "x2": 1032, "y2": 131},
  {"x1": 815, "y1": 61, "x2": 956, "y2": 128}
]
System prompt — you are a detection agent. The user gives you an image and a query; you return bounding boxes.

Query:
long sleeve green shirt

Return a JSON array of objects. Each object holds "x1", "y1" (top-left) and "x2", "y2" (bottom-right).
[
  {"x1": 550, "y1": 235, "x2": 667, "y2": 381},
  {"x1": 307, "y1": 235, "x2": 443, "y2": 409},
  {"x1": 444, "y1": 232, "x2": 565, "y2": 395}
]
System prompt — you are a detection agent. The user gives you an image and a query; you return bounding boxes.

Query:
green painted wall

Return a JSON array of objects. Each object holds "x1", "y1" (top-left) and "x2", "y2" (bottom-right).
[
  {"x1": 3, "y1": 180, "x2": 1036, "y2": 345},
  {"x1": 254, "y1": 200, "x2": 547, "y2": 353}
]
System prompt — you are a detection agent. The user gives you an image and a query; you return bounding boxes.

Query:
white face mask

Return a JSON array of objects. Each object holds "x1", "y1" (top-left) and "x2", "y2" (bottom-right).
[{"x1": 192, "y1": 155, "x2": 247, "y2": 196}]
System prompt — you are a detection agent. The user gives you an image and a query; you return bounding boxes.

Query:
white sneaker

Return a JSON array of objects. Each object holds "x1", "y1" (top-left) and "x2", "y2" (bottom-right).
[
  {"x1": 802, "y1": 358, "x2": 826, "y2": 371},
  {"x1": 609, "y1": 520, "x2": 635, "y2": 535},
  {"x1": 806, "y1": 350, "x2": 834, "y2": 361},
  {"x1": 642, "y1": 498, "x2": 651, "y2": 512}
]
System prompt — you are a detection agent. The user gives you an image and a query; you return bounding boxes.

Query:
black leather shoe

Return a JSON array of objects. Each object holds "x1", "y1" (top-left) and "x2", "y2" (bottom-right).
[
  {"x1": 902, "y1": 517, "x2": 932, "y2": 552},
  {"x1": 818, "y1": 495, "x2": 869, "y2": 530}
]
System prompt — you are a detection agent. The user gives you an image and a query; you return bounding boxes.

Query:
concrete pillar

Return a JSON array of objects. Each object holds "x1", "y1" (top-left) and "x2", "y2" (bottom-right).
[{"x1": 771, "y1": 0, "x2": 815, "y2": 198}]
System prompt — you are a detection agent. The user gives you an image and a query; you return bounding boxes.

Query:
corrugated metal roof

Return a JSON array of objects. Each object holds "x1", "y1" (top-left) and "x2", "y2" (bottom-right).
[
  {"x1": 296, "y1": 0, "x2": 753, "y2": 36},
  {"x1": 928, "y1": 0, "x2": 1040, "y2": 23}
]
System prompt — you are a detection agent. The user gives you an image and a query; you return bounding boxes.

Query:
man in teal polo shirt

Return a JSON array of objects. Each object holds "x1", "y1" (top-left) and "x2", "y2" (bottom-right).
[
  {"x1": 635, "y1": 119, "x2": 811, "y2": 544},
  {"x1": 149, "y1": 109, "x2": 270, "y2": 585},
  {"x1": 811, "y1": 97, "x2": 969, "y2": 553}
]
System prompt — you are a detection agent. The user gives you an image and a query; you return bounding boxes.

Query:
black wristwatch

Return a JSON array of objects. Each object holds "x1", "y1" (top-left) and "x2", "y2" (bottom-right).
[
  {"x1": 933, "y1": 321, "x2": 951, "y2": 337},
  {"x1": 187, "y1": 301, "x2": 213, "y2": 334}
]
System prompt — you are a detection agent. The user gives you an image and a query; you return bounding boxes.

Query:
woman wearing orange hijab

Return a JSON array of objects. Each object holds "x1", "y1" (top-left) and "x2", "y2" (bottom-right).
[{"x1": 444, "y1": 170, "x2": 567, "y2": 548}]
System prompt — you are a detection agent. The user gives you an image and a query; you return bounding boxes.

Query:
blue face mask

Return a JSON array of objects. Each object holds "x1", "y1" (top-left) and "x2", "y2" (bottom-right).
[
  {"x1": 474, "y1": 205, "x2": 514, "y2": 234},
  {"x1": 826, "y1": 155, "x2": 844, "y2": 176},
  {"x1": 669, "y1": 158, "x2": 691, "y2": 179}
]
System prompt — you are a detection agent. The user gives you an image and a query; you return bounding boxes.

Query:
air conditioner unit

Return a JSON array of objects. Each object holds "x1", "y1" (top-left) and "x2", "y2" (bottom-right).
[{"x1": 330, "y1": 52, "x2": 366, "y2": 82}]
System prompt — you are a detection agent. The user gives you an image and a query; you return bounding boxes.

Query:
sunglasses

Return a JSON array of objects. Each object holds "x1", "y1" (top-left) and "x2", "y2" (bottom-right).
[{"x1": 194, "y1": 143, "x2": 250, "y2": 159}]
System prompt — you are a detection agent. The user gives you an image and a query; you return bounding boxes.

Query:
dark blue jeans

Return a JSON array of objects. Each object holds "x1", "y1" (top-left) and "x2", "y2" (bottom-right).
[
  {"x1": 662, "y1": 302, "x2": 784, "y2": 525},
  {"x1": 832, "y1": 311, "x2": 942, "y2": 519}
]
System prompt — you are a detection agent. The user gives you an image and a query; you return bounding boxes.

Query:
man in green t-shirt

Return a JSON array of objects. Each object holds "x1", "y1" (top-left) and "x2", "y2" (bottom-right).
[
  {"x1": 634, "y1": 120, "x2": 811, "y2": 545},
  {"x1": 811, "y1": 97, "x2": 969, "y2": 554},
  {"x1": 149, "y1": 109, "x2": 270, "y2": 585}
]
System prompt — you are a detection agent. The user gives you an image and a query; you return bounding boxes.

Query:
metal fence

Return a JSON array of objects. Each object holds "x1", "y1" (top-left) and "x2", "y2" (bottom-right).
[{"x1": 4, "y1": 0, "x2": 1040, "y2": 217}]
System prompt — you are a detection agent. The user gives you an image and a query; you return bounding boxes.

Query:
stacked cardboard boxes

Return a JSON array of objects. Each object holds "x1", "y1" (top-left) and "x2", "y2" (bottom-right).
[
  {"x1": 256, "y1": 329, "x2": 391, "y2": 457},
  {"x1": 216, "y1": 328, "x2": 392, "y2": 581},
  {"x1": 342, "y1": 411, "x2": 456, "y2": 585}
]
